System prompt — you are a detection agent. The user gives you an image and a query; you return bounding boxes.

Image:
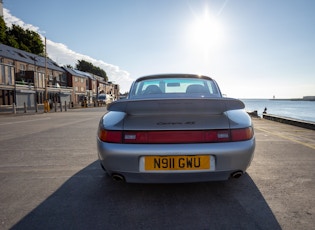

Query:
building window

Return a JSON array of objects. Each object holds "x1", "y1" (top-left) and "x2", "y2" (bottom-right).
[
  {"x1": 7, "y1": 66, "x2": 13, "y2": 85},
  {"x1": 0, "y1": 65, "x2": 14, "y2": 85},
  {"x1": 61, "y1": 74, "x2": 67, "y2": 82},
  {"x1": 38, "y1": 72, "x2": 45, "y2": 88},
  {"x1": 0, "y1": 65, "x2": 4, "y2": 84},
  {"x1": 75, "y1": 77, "x2": 78, "y2": 82},
  {"x1": 20, "y1": 64, "x2": 26, "y2": 76}
]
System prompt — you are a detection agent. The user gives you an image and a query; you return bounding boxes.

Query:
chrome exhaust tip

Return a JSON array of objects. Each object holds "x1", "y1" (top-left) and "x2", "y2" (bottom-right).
[
  {"x1": 231, "y1": 171, "x2": 243, "y2": 179},
  {"x1": 111, "y1": 174, "x2": 125, "y2": 182}
]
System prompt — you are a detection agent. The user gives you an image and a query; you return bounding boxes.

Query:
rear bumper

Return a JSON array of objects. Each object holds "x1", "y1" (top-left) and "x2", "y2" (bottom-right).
[
  {"x1": 97, "y1": 138, "x2": 255, "y2": 183},
  {"x1": 108, "y1": 170, "x2": 236, "y2": 183}
]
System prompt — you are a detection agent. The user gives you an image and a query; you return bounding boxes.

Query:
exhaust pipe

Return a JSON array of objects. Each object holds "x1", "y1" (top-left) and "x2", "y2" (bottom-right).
[
  {"x1": 231, "y1": 171, "x2": 243, "y2": 179},
  {"x1": 111, "y1": 174, "x2": 125, "y2": 182}
]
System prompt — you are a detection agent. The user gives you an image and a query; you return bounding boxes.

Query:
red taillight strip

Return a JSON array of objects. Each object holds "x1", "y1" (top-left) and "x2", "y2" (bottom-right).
[
  {"x1": 123, "y1": 130, "x2": 231, "y2": 144},
  {"x1": 124, "y1": 131, "x2": 203, "y2": 144},
  {"x1": 98, "y1": 127, "x2": 254, "y2": 144}
]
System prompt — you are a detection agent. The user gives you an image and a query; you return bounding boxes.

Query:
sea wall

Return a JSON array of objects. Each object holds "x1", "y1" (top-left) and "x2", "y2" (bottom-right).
[{"x1": 262, "y1": 114, "x2": 315, "y2": 130}]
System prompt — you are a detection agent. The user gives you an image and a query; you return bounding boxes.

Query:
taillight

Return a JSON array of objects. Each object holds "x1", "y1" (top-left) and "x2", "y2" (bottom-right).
[
  {"x1": 123, "y1": 130, "x2": 232, "y2": 144},
  {"x1": 231, "y1": 127, "x2": 254, "y2": 141},
  {"x1": 124, "y1": 131, "x2": 205, "y2": 144},
  {"x1": 98, "y1": 129, "x2": 122, "y2": 143},
  {"x1": 98, "y1": 127, "x2": 253, "y2": 144}
]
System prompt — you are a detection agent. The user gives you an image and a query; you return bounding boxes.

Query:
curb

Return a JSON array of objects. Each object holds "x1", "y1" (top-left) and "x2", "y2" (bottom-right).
[{"x1": 263, "y1": 114, "x2": 315, "y2": 130}]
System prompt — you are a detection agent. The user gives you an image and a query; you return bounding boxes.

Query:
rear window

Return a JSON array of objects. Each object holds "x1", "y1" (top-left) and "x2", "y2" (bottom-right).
[{"x1": 129, "y1": 77, "x2": 221, "y2": 99}]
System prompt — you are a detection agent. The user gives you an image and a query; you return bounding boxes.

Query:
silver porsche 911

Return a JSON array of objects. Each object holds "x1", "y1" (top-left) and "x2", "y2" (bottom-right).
[{"x1": 97, "y1": 74, "x2": 255, "y2": 183}]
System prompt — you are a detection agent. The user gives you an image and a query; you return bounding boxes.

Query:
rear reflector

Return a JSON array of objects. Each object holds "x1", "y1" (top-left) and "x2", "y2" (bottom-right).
[{"x1": 98, "y1": 127, "x2": 254, "y2": 144}]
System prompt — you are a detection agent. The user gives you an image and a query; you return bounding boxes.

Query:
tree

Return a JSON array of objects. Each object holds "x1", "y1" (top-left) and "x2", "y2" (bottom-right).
[
  {"x1": 64, "y1": 64, "x2": 74, "y2": 69},
  {"x1": 27, "y1": 30, "x2": 44, "y2": 55},
  {"x1": 0, "y1": 19, "x2": 44, "y2": 55},
  {"x1": 6, "y1": 25, "x2": 44, "y2": 55},
  {"x1": 75, "y1": 59, "x2": 108, "y2": 81},
  {"x1": 0, "y1": 17, "x2": 7, "y2": 44}
]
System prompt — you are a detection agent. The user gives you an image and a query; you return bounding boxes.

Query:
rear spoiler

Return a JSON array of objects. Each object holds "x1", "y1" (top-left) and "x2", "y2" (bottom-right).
[{"x1": 108, "y1": 98, "x2": 245, "y2": 115}]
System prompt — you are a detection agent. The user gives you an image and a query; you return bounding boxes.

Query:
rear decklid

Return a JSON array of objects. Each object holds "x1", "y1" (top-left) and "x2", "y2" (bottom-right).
[{"x1": 107, "y1": 98, "x2": 245, "y2": 130}]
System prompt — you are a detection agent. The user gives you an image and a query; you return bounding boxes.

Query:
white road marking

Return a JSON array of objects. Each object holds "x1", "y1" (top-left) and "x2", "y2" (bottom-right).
[{"x1": 0, "y1": 117, "x2": 51, "y2": 126}]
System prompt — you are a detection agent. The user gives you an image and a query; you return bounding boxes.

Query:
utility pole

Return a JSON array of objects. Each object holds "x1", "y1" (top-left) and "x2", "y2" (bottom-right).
[
  {"x1": 45, "y1": 37, "x2": 48, "y2": 100},
  {"x1": 0, "y1": 0, "x2": 3, "y2": 17},
  {"x1": 44, "y1": 37, "x2": 50, "y2": 112}
]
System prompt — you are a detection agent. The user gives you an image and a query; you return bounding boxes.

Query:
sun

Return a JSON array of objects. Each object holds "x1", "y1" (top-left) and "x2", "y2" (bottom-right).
[{"x1": 188, "y1": 8, "x2": 224, "y2": 56}]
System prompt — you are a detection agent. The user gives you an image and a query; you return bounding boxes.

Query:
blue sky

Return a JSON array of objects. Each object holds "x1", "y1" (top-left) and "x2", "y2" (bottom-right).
[{"x1": 3, "y1": 0, "x2": 315, "y2": 98}]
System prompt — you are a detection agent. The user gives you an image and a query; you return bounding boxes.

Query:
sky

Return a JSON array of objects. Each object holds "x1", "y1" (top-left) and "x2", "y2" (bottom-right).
[{"x1": 2, "y1": 0, "x2": 315, "y2": 98}]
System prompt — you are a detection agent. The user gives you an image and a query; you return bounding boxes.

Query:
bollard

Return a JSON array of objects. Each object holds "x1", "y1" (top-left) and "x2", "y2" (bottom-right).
[
  {"x1": 24, "y1": 102, "x2": 27, "y2": 113},
  {"x1": 44, "y1": 100, "x2": 50, "y2": 113},
  {"x1": 65, "y1": 101, "x2": 67, "y2": 112},
  {"x1": 54, "y1": 102, "x2": 57, "y2": 112},
  {"x1": 35, "y1": 102, "x2": 38, "y2": 113},
  {"x1": 60, "y1": 102, "x2": 62, "y2": 112},
  {"x1": 13, "y1": 103, "x2": 16, "y2": 114}
]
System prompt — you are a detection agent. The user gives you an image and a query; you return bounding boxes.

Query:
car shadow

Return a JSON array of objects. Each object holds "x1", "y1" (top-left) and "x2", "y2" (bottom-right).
[{"x1": 12, "y1": 161, "x2": 281, "y2": 230}]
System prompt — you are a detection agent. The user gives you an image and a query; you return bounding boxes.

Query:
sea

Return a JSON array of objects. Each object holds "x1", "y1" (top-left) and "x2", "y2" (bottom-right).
[{"x1": 240, "y1": 99, "x2": 315, "y2": 123}]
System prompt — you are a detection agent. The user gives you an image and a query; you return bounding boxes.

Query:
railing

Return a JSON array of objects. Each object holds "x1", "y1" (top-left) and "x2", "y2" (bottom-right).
[
  {"x1": 15, "y1": 81, "x2": 73, "y2": 90},
  {"x1": 15, "y1": 81, "x2": 34, "y2": 86},
  {"x1": 0, "y1": 101, "x2": 73, "y2": 114}
]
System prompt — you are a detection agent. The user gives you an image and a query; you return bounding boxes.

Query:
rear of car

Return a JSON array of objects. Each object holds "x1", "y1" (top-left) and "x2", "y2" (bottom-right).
[
  {"x1": 97, "y1": 94, "x2": 112, "y2": 105},
  {"x1": 97, "y1": 74, "x2": 255, "y2": 183}
]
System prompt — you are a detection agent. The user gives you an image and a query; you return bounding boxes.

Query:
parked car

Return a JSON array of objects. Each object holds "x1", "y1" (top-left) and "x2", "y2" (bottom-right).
[
  {"x1": 97, "y1": 74, "x2": 255, "y2": 183},
  {"x1": 97, "y1": 94, "x2": 112, "y2": 105}
]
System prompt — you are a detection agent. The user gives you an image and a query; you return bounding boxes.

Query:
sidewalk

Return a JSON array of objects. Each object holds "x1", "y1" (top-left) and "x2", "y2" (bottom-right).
[
  {"x1": 0, "y1": 104, "x2": 106, "y2": 116},
  {"x1": 0, "y1": 104, "x2": 59, "y2": 116}
]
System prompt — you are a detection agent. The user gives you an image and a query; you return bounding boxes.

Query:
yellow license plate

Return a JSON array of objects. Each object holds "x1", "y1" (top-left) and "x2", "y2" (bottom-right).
[{"x1": 145, "y1": 155, "x2": 210, "y2": 171}]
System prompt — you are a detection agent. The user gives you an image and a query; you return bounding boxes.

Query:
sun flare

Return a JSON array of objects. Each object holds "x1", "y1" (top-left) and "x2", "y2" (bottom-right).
[{"x1": 188, "y1": 8, "x2": 224, "y2": 56}]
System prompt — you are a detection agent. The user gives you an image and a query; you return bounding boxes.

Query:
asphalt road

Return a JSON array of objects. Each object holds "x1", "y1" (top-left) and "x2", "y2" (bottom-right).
[{"x1": 0, "y1": 108, "x2": 314, "y2": 230}]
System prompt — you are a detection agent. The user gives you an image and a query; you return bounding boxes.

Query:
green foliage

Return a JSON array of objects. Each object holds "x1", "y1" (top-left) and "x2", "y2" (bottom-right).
[
  {"x1": 0, "y1": 17, "x2": 44, "y2": 55},
  {"x1": 64, "y1": 64, "x2": 74, "y2": 69},
  {"x1": 0, "y1": 17, "x2": 7, "y2": 43},
  {"x1": 75, "y1": 59, "x2": 108, "y2": 81}
]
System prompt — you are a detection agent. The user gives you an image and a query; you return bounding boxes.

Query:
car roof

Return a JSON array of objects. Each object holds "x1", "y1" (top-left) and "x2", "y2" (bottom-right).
[{"x1": 135, "y1": 74, "x2": 214, "y2": 82}]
